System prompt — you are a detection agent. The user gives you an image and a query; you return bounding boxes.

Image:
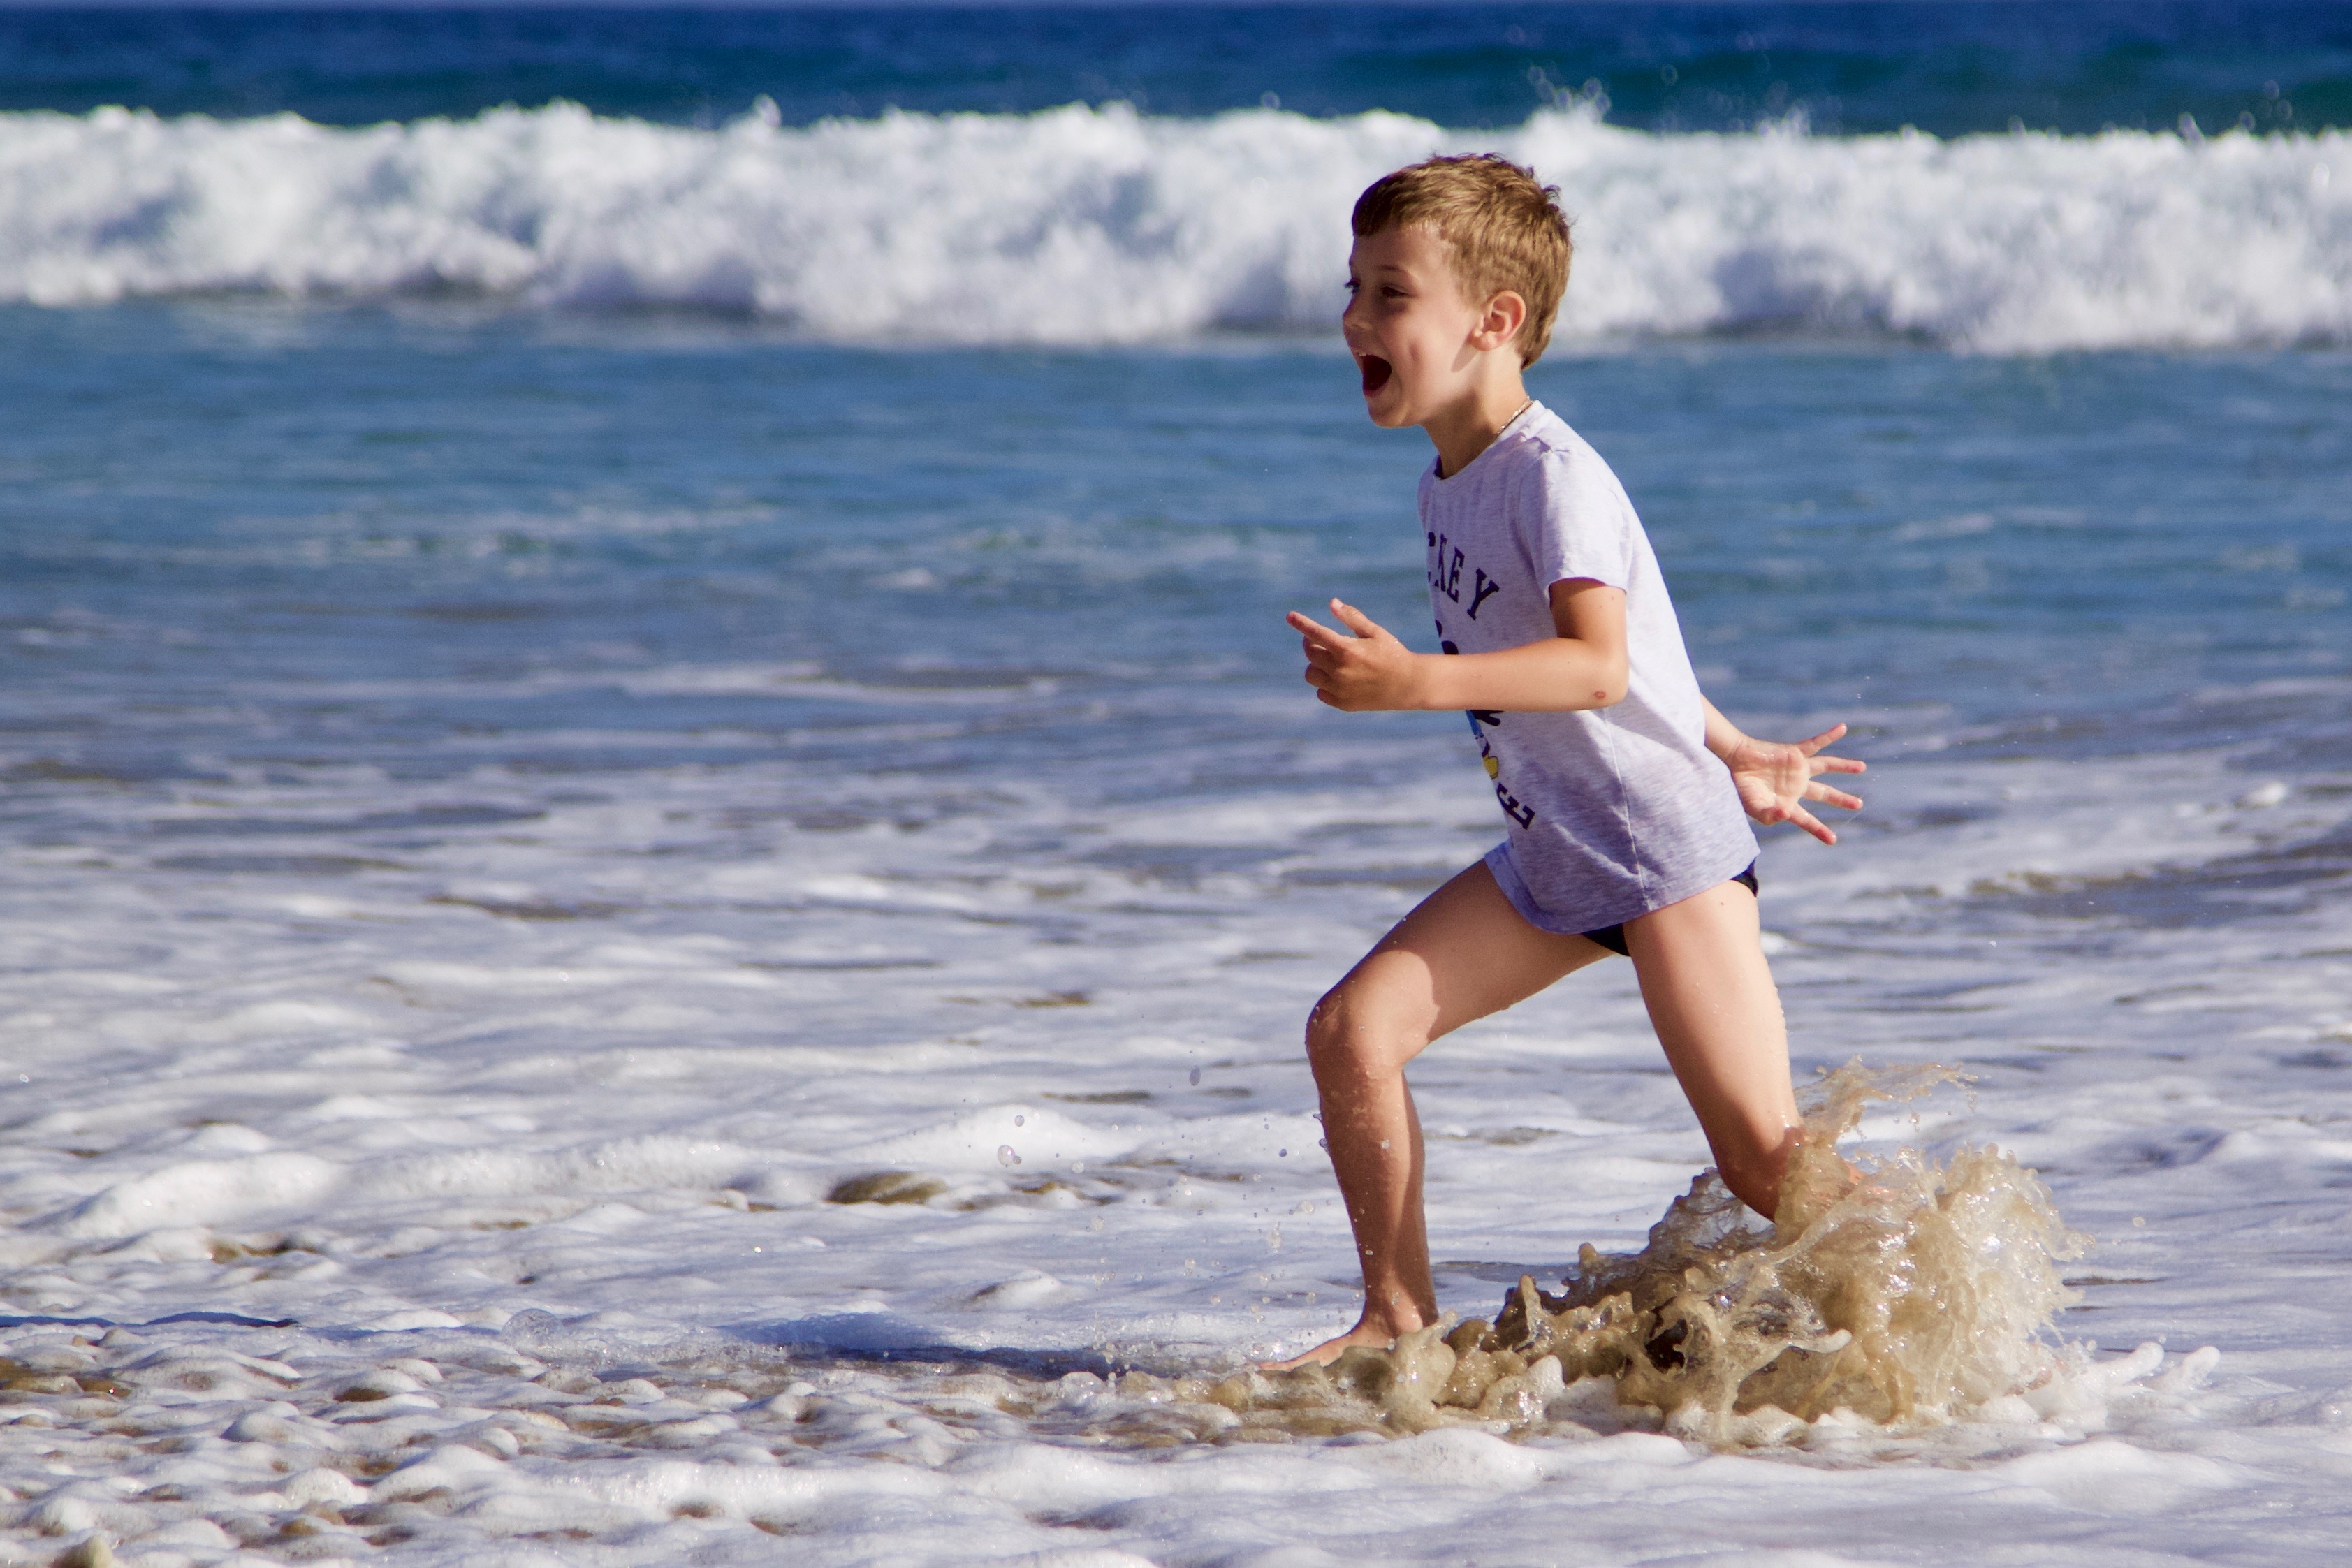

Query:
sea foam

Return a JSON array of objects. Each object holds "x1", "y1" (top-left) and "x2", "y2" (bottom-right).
[{"x1": 2, "y1": 101, "x2": 2346, "y2": 350}]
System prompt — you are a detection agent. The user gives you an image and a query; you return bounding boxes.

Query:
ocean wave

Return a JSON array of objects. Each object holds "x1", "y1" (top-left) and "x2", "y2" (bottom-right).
[{"x1": 3, "y1": 101, "x2": 2346, "y2": 351}]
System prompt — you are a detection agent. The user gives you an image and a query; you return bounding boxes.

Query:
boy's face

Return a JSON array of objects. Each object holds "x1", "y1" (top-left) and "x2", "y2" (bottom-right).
[{"x1": 1342, "y1": 224, "x2": 1510, "y2": 430}]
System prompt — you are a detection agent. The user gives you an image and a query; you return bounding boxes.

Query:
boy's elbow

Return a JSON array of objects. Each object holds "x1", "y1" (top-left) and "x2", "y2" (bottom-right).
[{"x1": 1589, "y1": 657, "x2": 1629, "y2": 709}]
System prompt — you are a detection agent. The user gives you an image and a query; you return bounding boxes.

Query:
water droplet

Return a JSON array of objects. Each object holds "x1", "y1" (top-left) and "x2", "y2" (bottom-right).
[
  {"x1": 1278, "y1": 1148, "x2": 1288, "y2": 1157},
  {"x1": 1071, "y1": 1161, "x2": 1086, "y2": 1174},
  {"x1": 1189, "y1": 1067, "x2": 1201, "y2": 1086},
  {"x1": 1013, "y1": 1114, "x2": 1025, "y2": 1127},
  {"x1": 997, "y1": 1144, "x2": 1020, "y2": 1166}
]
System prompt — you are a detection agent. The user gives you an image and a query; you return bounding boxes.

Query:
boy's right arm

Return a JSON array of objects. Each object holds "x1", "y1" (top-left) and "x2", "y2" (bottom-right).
[{"x1": 1287, "y1": 580, "x2": 1628, "y2": 715}]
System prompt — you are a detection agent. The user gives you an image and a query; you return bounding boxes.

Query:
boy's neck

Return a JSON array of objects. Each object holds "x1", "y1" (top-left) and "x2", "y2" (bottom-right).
[{"x1": 1422, "y1": 369, "x2": 1534, "y2": 479}]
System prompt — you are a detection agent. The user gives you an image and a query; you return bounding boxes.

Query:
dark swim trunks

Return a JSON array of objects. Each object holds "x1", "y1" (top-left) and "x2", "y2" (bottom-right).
[{"x1": 1581, "y1": 862, "x2": 1759, "y2": 956}]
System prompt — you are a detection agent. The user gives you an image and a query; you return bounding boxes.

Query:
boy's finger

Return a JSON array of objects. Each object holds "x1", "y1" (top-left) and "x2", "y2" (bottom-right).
[
  {"x1": 1328, "y1": 600, "x2": 1384, "y2": 638},
  {"x1": 1806, "y1": 782, "x2": 1864, "y2": 811},
  {"x1": 1812, "y1": 753, "x2": 1867, "y2": 775},
  {"x1": 1286, "y1": 610, "x2": 1343, "y2": 646},
  {"x1": 1787, "y1": 805, "x2": 1838, "y2": 845},
  {"x1": 1795, "y1": 722, "x2": 1848, "y2": 755}
]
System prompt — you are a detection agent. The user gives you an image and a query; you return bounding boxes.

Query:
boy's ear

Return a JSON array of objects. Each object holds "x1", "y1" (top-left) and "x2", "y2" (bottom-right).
[{"x1": 1473, "y1": 290, "x2": 1529, "y2": 353}]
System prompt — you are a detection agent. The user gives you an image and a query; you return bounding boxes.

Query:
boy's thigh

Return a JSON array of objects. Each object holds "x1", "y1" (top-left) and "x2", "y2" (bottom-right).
[
  {"x1": 1326, "y1": 860, "x2": 1613, "y2": 1061},
  {"x1": 1620, "y1": 875, "x2": 1771, "y2": 999},
  {"x1": 1621, "y1": 877, "x2": 1797, "y2": 1125}
]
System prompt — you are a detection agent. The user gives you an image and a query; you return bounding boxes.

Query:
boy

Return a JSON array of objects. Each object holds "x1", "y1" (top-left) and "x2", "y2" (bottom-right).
[{"x1": 1277, "y1": 156, "x2": 1864, "y2": 1368}]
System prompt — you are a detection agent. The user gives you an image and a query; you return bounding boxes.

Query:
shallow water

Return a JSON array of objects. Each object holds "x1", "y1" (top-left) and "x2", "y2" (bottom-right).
[{"x1": 1, "y1": 312, "x2": 2348, "y2": 1562}]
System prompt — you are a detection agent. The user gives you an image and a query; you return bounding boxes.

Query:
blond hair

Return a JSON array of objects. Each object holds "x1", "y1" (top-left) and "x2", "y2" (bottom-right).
[{"x1": 1351, "y1": 155, "x2": 1572, "y2": 365}]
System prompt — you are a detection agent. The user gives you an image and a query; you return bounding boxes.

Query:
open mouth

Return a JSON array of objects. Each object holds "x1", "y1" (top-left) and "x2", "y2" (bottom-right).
[{"x1": 1357, "y1": 354, "x2": 1393, "y2": 395}]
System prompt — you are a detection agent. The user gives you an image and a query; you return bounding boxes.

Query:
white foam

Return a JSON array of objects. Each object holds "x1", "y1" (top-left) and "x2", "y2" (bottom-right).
[
  {"x1": 51, "y1": 1150, "x2": 342, "y2": 1238},
  {"x1": 2, "y1": 101, "x2": 2345, "y2": 350},
  {"x1": 840, "y1": 1105, "x2": 1149, "y2": 1171},
  {"x1": 1, "y1": 633, "x2": 2349, "y2": 1556}
]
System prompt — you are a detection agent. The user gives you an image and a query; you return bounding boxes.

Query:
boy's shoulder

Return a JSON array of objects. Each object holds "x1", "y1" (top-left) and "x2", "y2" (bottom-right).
[
  {"x1": 1480, "y1": 404, "x2": 1631, "y2": 511},
  {"x1": 1418, "y1": 406, "x2": 1635, "y2": 535},
  {"x1": 1508, "y1": 402, "x2": 1599, "y2": 467},
  {"x1": 1420, "y1": 404, "x2": 1587, "y2": 492},
  {"x1": 1441, "y1": 403, "x2": 1608, "y2": 490}
]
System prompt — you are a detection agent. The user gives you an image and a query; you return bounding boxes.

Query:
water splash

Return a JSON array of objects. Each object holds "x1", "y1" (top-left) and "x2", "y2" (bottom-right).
[{"x1": 1229, "y1": 1060, "x2": 2088, "y2": 1446}]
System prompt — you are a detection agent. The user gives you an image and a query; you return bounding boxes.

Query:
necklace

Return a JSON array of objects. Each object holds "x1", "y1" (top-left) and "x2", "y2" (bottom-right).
[{"x1": 1440, "y1": 399, "x2": 1540, "y2": 480}]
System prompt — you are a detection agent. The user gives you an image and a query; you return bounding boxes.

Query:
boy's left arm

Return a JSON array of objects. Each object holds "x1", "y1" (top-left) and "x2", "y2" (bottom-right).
[{"x1": 1702, "y1": 701, "x2": 1866, "y2": 846}]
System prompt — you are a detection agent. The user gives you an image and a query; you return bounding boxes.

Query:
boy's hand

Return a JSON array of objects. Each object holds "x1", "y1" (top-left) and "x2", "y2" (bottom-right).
[
  {"x1": 1287, "y1": 601, "x2": 1424, "y2": 712},
  {"x1": 1720, "y1": 722, "x2": 1866, "y2": 846}
]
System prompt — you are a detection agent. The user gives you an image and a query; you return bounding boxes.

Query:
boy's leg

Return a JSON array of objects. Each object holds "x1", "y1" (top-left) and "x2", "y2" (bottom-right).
[
  {"x1": 1621, "y1": 877, "x2": 1802, "y2": 1218},
  {"x1": 1277, "y1": 860, "x2": 1614, "y2": 1368}
]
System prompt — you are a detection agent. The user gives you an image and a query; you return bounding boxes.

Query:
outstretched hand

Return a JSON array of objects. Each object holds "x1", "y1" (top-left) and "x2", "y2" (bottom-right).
[
  {"x1": 1723, "y1": 722, "x2": 1866, "y2": 845},
  {"x1": 1287, "y1": 600, "x2": 1422, "y2": 711}
]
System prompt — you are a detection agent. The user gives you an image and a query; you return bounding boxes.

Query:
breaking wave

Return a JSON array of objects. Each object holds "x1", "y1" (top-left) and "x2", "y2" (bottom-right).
[{"x1": 3, "y1": 100, "x2": 2346, "y2": 351}]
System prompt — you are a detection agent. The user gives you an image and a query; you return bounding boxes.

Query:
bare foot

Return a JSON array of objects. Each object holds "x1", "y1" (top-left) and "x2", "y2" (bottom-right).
[{"x1": 1259, "y1": 1317, "x2": 1415, "y2": 1372}]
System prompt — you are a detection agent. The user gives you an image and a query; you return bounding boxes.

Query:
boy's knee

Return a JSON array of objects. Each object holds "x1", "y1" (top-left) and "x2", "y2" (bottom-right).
[
  {"x1": 1305, "y1": 985, "x2": 1422, "y2": 1087},
  {"x1": 1303, "y1": 990, "x2": 1347, "y2": 1062},
  {"x1": 1304, "y1": 990, "x2": 1374, "y2": 1081}
]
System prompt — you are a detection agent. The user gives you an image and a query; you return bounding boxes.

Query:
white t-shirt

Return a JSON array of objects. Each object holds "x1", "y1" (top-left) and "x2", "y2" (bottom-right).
[{"x1": 1422, "y1": 402, "x2": 1755, "y2": 933}]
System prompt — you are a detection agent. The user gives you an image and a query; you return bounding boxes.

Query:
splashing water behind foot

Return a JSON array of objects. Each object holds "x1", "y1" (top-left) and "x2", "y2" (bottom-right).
[{"x1": 1247, "y1": 1060, "x2": 2089, "y2": 1446}]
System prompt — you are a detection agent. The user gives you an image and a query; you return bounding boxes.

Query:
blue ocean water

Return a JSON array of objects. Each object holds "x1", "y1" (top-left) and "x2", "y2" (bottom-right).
[
  {"x1": 6, "y1": 307, "x2": 2344, "y2": 881},
  {"x1": 3, "y1": 2, "x2": 2346, "y2": 133}
]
